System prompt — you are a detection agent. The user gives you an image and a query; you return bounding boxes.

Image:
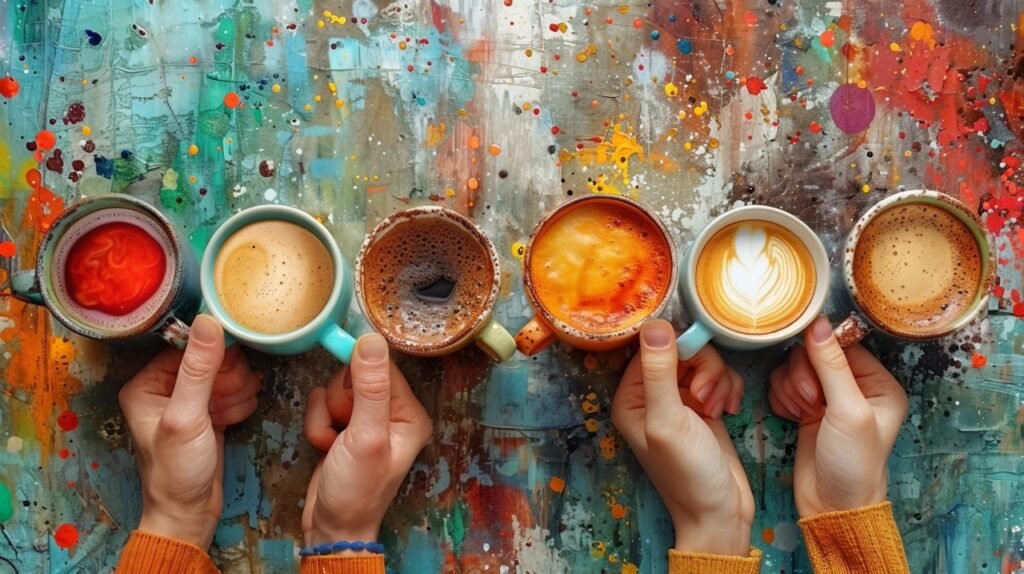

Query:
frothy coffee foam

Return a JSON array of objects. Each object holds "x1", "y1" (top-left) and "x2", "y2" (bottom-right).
[
  {"x1": 214, "y1": 221, "x2": 334, "y2": 335},
  {"x1": 853, "y1": 203, "x2": 982, "y2": 336},
  {"x1": 696, "y1": 221, "x2": 815, "y2": 335},
  {"x1": 529, "y1": 202, "x2": 672, "y2": 334},
  {"x1": 360, "y1": 216, "x2": 494, "y2": 350}
]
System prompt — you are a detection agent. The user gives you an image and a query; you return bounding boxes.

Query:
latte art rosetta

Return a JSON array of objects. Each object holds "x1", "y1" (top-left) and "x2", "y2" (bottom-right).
[{"x1": 696, "y1": 221, "x2": 815, "y2": 335}]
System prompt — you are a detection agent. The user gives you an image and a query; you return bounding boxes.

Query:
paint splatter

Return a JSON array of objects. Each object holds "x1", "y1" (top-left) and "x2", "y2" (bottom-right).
[
  {"x1": 0, "y1": 75, "x2": 19, "y2": 98},
  {"x1": 54, "y1": 523, "x2": 79, "y2": 549},
  {"x1": 224, "y1": 91, "x2": 241, "y2": 108},
  {"x1": 971, "y1": 353, "x2": 987, "y2": 368},
  {"x1": 84, "y1": 29, "x2": 102, "y2": 46},
  {"x1": 0, "y1": 241, "x2": 15, "y2": 258},
  {"x1": 745, "y1": 76, "x2": 768, "y2": 96},
  {"x1": 829, "y1": 84, "x2": 875, "y2": 134},
  {"x1": 0, "y1": 482, "x2": 11, "y2": 522},
  {"x1": 35, "y1": 130, "x2": 57, "y2": 150},
  {"x1": 548, "y1": 476, "x2": 565, "y2": 493},
  {"x1": 64, "y1": 102, "x2": 86, "y2": 125},
  {"x1": 57, "y1": 410, "x2": 79, "y2": 431}
]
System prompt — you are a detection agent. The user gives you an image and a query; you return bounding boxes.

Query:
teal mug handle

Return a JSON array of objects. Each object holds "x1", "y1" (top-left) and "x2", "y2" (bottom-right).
[
  {"x1": 10, "y1": 271, "x2": 43, "y2": 305},
  {"x1": 676, "y1": 321, "x2": 713, "y2": 361},
  {"x1": 320, "y1": 325, "x2": 356, "y2": 363}
]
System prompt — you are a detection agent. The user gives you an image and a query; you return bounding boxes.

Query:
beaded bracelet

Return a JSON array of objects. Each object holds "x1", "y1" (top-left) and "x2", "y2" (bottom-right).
[{"x1": 299, "y1": 540, "x2": 385, "y2": 556}]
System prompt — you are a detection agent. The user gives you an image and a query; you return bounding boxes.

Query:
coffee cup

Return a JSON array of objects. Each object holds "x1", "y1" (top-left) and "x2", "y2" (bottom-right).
[
  {"x1": 10, "y1": 195, "x2": 199, "y2": 346},
  {"x1": 676, "y1": 206, "x2": 830, "y2": 360},
  {"x1": 354, "y1": 206, "x2": 516, "y2": 361},
  {"x1": 515, "y1": 195, "x2": 678, "y2": 355},
  {"x1": 200, "y1": 205, "x2": 357, "y2": 363},
  {"x1": 833, "y1": 190, "x2": 994, "y2": 347}
]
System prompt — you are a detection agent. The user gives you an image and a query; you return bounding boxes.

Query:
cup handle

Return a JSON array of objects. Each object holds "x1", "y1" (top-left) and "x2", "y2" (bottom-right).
[
  {"x1": 474, "y1": 317, "x2": 517, "y2": 362},
  {"x1": 158, "y1": 316, "x2": 191, "y2": 349},
  {"x1": 10, "y1": 271, "x2": 43, "y2": 305},
  {"x1": 320, "y1": 325, "x2": 356, "y2": 364},
  {"x1": 514, "y1": 316, "x2": 557, "y2": 356},
  {"x1": 833, "y1": 313, "x2": 871, "y2": 348},
  {"x1": 676, "y1": 321, "x2": 713, "y2": 361}
]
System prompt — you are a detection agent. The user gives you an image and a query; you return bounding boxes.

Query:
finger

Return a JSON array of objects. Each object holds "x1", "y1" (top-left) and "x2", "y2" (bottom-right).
[
  {"x1": 684, "y1": 344, "x2": 726, "y2": 405},
  {"x1": 305, "y1": 387, "x2": 339, "y2": 452},
  {"x1": 725, "y1": 368, "x2": 744, "y2": 415},
  {"x1": 768, "y1": 366, "x2": 801, "y2": 421},
  {"x1": 786, "y1": 345, "x2": 823, "y2": 413},
  {"x1": 704, "y1": 369, "x2": 734, "y2": 419},
  {"x1": 638, "y1": 320, "x2": 685, "y2": 422},
  {"x1": 804, "y1": 316, "x2": 870, "y2": 415},
  {"x1": 166, "y1": 315, "x2": 225, "y2": 421},
  {"x1": 325, "y1": 365, "x2": 354, "y2": 424},
  {"x1": 768, "y1": 387, "x2": 797, "y2": 423},
  {"x1": 347, "y1": 335, "x2": 392, "y2": 448},
  {"x1": 209, "y1": 373, "x2": 261, "y2": 413},
  {"x1": 219, "y1": 345, "x2": 242, "y2": 373},
  {"x1": 612, "y1": 352, "x2": 647, "y2": 444},
  {"x1": 211, "y1": 350, "x2": 254, "y2": 399},
  {"x1": 845, "y1": 344, "x2": 908, "y2": 438},
  {"x1": 209, "y1": 396, "x2": 258, "y2": 429}
]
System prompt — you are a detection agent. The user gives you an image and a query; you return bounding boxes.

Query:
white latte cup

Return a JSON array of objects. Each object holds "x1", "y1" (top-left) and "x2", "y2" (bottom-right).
[{"x1": 676, "y1": 206, "x2": 830, "y2": 360}]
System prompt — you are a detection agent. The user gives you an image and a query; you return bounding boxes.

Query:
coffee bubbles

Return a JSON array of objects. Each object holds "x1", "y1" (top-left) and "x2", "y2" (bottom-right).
[
  {"x1": 851, "y1": 203, "x2": 982, "y2": 337},
  {"x1": 695, "y1": 221, "x2": 816, "y2": 335},
  {"x1": 213, "y1": 221, "x2": 334, "y2": 335}
]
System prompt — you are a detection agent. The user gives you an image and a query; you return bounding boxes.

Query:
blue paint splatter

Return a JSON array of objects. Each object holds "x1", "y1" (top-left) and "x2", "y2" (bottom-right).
[
  {"x1": 650, "y1": 30, "x2": 660, "y2": 40},
  {"x1": 677, "y1": 39, "x2": 693, "y2": 54},
  {"x1": 95, "y1": 155, "x2": 113, "y2": 179},
  {"x1": 668, "y1": 14, "x2": 677, "y2": 22},
  {"x1": 85, "y1": 30, "x2": 102, "y2": 46}
]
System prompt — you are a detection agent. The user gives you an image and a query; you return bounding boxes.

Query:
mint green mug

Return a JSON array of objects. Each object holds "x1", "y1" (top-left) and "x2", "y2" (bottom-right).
[{"x1": 200, "y1": 205, "x2": 356, "y2": 363}]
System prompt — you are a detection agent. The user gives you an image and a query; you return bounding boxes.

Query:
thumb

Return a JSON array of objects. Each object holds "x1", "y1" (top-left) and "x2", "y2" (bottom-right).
[
  {"x1": 804, "y1": 316, "x2": 869, "y2": 412},
  {"x1": 639, "y1": 320, "x2": 684, "y2": 422},
  {"x1": 167, "y1": 315, "x2": 225, "y2": 420},
  {"x1": 346, "y1": 334, "x2": 392, "y2": 450}
]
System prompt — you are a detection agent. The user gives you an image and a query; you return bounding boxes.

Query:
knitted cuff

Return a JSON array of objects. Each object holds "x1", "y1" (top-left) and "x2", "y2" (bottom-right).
[
  {"x1": 300, "y1": 554, "x2": 387, "y2": 574},
  {"x1": 668, "y1": 547, "x2": 762, "y2": 574},
  {"x1": 117, "y1": 530, "x2": 219, "y2": 574},
  {"x1": 799, "y1": 502, "x2": 910, "y2": 574}
]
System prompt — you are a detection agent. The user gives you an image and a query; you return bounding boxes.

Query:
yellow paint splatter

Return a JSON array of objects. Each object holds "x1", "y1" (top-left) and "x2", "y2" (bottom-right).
[
  {"x1": 622, "y1": 564, "x2": 639, "y2": 574},
  {"x1": 272, "y1": 83, "x2": 281, "y2": 93},
  {"x1": 564, "y1": 124, "x2": 643, "y2": 184},
  {"x1": 664, "y1": 82, "x2": 678, "y2": 97},
  {"x1": 599, "y1": 435, "x2": 616, "y2": 459},
  {"x1": 584, "y1": 418, "x2": 599, "y2": 432},
  {"x1": 425, "y1": 122, "x2": 447, "y2": 147},
  {"x1": 82, "y1": 125, "x2": 92, "y2": 136},
  {"x1": 187, "y1": 144, "x2": 199, "y2": 156},
  {"x1": 909, "y1": 21, "x2": 936, "y2": 49},
  {"x1": 511, "y1": 241, "x2": 525, "y2": 259},
  {"x1": 861, "y1": 184, "x2": 871, "y2": 193},
  {"x1": 889, "y1": 42, "x2": 902, "y2": 52},
  {"x1": 591, "y1": 541, "x2": 607, "y2": 559}
]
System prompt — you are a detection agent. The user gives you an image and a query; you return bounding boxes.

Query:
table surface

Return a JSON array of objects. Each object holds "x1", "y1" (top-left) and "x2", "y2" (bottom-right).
[{"x1": 1, "y1": 1, "x2": 1023, "y2": 573}]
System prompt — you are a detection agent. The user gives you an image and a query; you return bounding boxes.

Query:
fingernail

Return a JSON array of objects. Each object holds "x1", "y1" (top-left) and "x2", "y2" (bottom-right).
[
  {"x1": 710, "y1": 399, "x2": 725, "y2": 419},
  {"x1": 191, "y1": 315, "x2": 220, "y2": 345},
  {"x1": 797, "y1": 379, "x2": 816, "y2": 403},
  {"x1": 641, "y1": 321, "x2": 673, "y2": 349},
  {"x1": 727, "y1": 396, "x2": 741, "y2": 415},
  {"x1": 810, "y1": 316, "x2": 832, "y2": 343},
  {"x1": 357, "y1": 335, "x2": 388, "y2": 363},
  {"x1": 694, "y1": 384, "x2": 713, "y2": 403}
]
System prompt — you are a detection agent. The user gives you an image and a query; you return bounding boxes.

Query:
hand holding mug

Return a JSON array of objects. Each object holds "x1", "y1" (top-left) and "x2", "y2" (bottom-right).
[
  {"x1": 303, "y1": 335, "x2": 433, "y2": 545},
  {"x1": 611, "y1": 320, "x2": 752, "y2": 556},
  {"x1": 769, "y1": 317, "x2": 908, "y2": 517},
  {"x1": 118, "y1": 315, "x2": 261, "y2": 547}
]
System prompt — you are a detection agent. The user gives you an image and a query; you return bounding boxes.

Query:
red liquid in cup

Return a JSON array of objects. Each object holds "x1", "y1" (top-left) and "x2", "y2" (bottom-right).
[{"x1": 64, "y1": 222, "x2": 168, "y2": 316}]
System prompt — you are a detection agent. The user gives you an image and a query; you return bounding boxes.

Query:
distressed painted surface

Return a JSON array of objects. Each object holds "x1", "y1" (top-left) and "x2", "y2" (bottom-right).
[{"x1": 0, "y1": 0, "x2": 1023, "y2": 572}]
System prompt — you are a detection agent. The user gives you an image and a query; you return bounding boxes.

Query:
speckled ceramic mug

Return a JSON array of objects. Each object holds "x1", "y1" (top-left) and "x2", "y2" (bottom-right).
[{"x1": 833, "y1": 190, "x2": 995, "y2": 347}]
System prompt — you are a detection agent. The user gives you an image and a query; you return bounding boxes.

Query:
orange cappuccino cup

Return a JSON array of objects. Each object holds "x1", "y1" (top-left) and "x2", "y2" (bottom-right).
[{"x1": 515, "y1": 195, "x2": 678, "y2": 355}]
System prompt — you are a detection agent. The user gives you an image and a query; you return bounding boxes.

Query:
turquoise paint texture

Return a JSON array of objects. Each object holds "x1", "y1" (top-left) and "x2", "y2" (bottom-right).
[{"x1": 0, "y1": 1, "x2": 1022, "y2": 573}]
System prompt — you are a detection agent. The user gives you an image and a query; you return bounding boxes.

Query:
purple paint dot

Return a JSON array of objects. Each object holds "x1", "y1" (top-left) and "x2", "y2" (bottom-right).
[{"x1": 829, "y1": 84, "x2": 875, "y2": 134}]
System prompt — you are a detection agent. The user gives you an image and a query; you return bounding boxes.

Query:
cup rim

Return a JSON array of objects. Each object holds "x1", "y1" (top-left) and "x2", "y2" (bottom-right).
[
  {"x1": 682, "y1": 205, "x2": 831, "y2": 343},
  {"x1": 353, "y1": 205, "x2": 502, "y2": 356},
  {"x1": 521, "y1": 194, "x2": 679, "y2": 344},
  {"x1": 200, "y1": 205, "x2": 347, "y2": 345},
  {"x1": 37, "y1": 195, "x2": 186, "y2": 340},
  {"x1": 841, "y1": 189, "x2": 994, "y2": 340}
]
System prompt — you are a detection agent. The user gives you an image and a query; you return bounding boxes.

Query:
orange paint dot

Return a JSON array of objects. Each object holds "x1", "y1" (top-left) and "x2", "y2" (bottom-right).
[
  {"x1": 971, "y1": 353, "x2": 987, "y2": 368},
  {"x1": 467, "y1": 177, "x2": 480, "y2": 190},
  {"x1": 189, "y1": 55, "x2": 198, "y2": 65},
  {"x1": 26, "y1": 168, "x2": 41, "y2": 188},
  {"x1": 223, "y1": 91, "x2": 241, "y2": 109},
  {"x1": 632, "y1": 17, "x2": 643, "y2": 28},
  {"x1": 743, "y1": 11, "x2": 757, "y2": 26},
  {"x1": 467, "y1": 135, "x2": 481, "y2": 149},
  {"x1": 0, "y1": 241, "x2": 15, "y2": 258},
  {"x1": 487, "y1": 144, "x2": 502, "y2": 156},
  {"x1": 188, "y1": 144, "x2": 199, "y2": 156},
  {"x1": 548, "y1": 476, "x2": 566, "y2": 493},
  {"x1": 54, "y1": 524, "x2": 79, "y2": 549},
  {"x1": 0, "y1": 75, "x2": 19, "y2": 98},
  {"x1": 610, "y1": 503, "x2": 627, "y2": 519},
  {"x1": 35, "y1": 130, "x2": 57, "y2": 151},
  {"x1": 762, "y1": 527, "x2": 776, "y2": 544},
  {"x1": 820, "y1": 30, "x2": 835, "y2": 48},
  {"x1": 809, "y1": 121, "x2": 822, "y2": 133}
]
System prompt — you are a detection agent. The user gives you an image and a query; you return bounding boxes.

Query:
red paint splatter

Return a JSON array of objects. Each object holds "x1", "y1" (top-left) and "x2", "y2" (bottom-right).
[
  {"x1": 743, "y1": 11, "x2": 757, "y2": 26},
  {"x1": 58, "y1": 448, "x2": 70, "y2": 459},
  {"x1": 970, "y1": 353, "x2": 987, "y2": 368},
  {"x1": 27, "y1": 187, "x2": 65, "y2": 232},
  {"x1": 809, "y1": 121, "x2": 823, "y2": 133},
  {"x1": 0, "y1": 241, "x2": 15, "y2": 258},
  {"x1": 63, "y1": 102, "x2": 86, "y2": 125},
  {"x1": 745, "y1": 76, "x2": 767, "y2": 96},
  {"x1": 0, "y1": 76, "x2": 19, "y2": 98},
  {"x1": 54, "y1": 524, "x2": 79, "y2": 549},
  {"x1": 223, "y1": 91, "x2": 241, "y2": 109},
  {"x1": 550, "y1": 126, "x2": 560, "y2": 135},
  {"x1": 57, "y1": 410, "x2": 79, "y2": 431},
  {"x1": 25, "y1": 168, "x2": 41, "y2": 188},
  {"x1": 90, "y1": 461, "x2": 100, "y2": 470},
  {"x1": 35, "y1": 130, "x2": 57, "y2": 151},
  {"x1": 820, "y1": 30, "x2": 835, "y2": 48}
]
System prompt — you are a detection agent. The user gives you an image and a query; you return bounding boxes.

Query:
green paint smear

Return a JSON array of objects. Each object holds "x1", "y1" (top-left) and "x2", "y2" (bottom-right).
[
  {"x1": 446, "y1": 503, "x2": 467, "y2": 552},
  {"x1": 0, "y1": 481, "x2": 12, "y2": 522}
]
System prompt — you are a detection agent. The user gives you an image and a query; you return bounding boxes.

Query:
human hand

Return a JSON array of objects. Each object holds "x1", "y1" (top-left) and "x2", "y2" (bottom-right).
[
  {"x1": 768, "y1": 316, "x2": 908, "y2": 518},
  {"x1": 118, "y1": 315, "x2": 261, "y2": 548},
  {"x1": 612, "y1": 320, "x2": 752, "y2": 556},
  {"x1": 302, "y1": 334, "x2": 432, "y2": 546}
]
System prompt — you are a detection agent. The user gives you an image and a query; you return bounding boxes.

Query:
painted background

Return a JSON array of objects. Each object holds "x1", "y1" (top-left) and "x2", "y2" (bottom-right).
[{"x1": 0, "y1": 0, "x2": 1023, "y2": 572}]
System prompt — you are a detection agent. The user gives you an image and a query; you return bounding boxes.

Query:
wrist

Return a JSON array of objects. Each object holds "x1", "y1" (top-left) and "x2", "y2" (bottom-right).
[
  {"x1": 138, "y1": 509, "x2": 217, "y2": 549},
  {"x1": 673, "y1": 514, "x2": 752, "y2": 557}
]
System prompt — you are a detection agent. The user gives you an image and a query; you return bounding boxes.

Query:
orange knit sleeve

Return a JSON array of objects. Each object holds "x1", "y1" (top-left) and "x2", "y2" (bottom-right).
[
  {"x1": 799, "y1": 501, "x2": 910, "y2": 573},
  {"x1": 668, "y1": 548, "x2": 762, "y2": 573},
  {"x1": 115, "y1": 530, "x2": 220, "y2": 573},
  {"x1": 300, "y1": 554, "x2": 387, "y2": 573}
]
